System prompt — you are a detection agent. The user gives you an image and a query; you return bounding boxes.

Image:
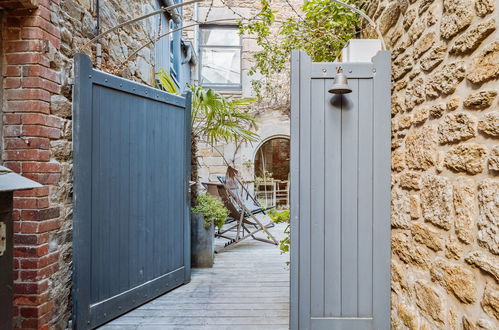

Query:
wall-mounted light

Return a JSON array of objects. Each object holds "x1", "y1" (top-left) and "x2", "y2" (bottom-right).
[{"x1": 328, "y1": 67, "x2": 352, "y2": 94}]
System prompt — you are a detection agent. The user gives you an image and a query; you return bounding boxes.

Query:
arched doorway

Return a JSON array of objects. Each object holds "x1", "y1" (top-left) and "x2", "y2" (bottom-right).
[{"x1": 254, "y1": 136, "x2": 290, "y2": 209}]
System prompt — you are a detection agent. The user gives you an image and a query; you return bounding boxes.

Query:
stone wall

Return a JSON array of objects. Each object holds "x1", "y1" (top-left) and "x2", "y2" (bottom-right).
[
  {"x1": 183, "y1": 0, "x2": 300, "y2": 184},
  {"x1": 366, "y1": 0, "x2": 499, "y2": 328},
  {"x1": 1, "y1": 0, "x2": 171, "y2": 328}
]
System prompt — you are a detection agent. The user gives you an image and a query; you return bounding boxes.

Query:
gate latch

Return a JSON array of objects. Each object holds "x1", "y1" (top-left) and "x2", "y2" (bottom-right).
[{"x1": 0, "y1": 222, "x2": 6, "y2": 257}]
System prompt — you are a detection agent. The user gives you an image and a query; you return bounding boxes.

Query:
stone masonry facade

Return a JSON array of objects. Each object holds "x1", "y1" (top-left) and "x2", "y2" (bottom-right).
[
  {"x1": 1, "y1": 0, "x2": 169, "y2": 328},
  {"x1": 366, "y1": 0, "x2": 499, "y2": 328}
]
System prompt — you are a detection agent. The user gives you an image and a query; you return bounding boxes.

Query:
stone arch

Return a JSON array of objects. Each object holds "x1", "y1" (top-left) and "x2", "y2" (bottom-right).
[{"x1": 253, "y1": 135, "x2": 290, "y2": 209}]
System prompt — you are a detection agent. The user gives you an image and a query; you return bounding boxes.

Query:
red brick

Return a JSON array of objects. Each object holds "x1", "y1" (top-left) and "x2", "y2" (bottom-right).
[
  {"x1": 5, "y1": 89, "x2": 51, "y2": 102},
  {"x1": 6, "y1": 53, "x2": 49, "y2": 67},
  {"x1": 21, "y1": 27, "x2": 60, "y2": 49},
  {"x1": 23, "y1": 172, "x2": 61, "y2": 185},
  {"x1": 20, "y1": 263, "x2": 58, "y2": 281},
  {"x1": 4, "y1": 161, "x2": 21, "y2": 173},
  {"x1": 3, "y1": 150, "x2": 51, "y2": 161},
  {"x1": 19, "y1": 221, "x2": 39, "y2": 234},
  {"x1": 32, "y1": 6, "x2": 51, "y2": 22},
  {"x1": 20, "y1": 114, "x2": 63, "y2": 128},
  {"x1": 4, "y1": 77, "x2": 22, "y2": 89},
  {"x1": 22, "y1": 125, "x2": 61, "y2": 139},
  {"x1": 14, "y1": 292, "x2": 49, "y2": 307},
  {"x1": 13, "y1": 233, "x2": 49, "y2": 245},
  {"x1": 6, "y1": 16, "x2": 22, "y2": 26},
  {"x1": 14, "y1": 186, "x2": 50, "y2": 197},
  {"x1": 3, "y1": 113, "x2": 22, "y2": 124},
  {"x1": 37, "y1": 219, "x2": 60, "y2": 233},
  {"x1": 3, "y1": 125, "x2": 21, "y2": 137},
  {"x1": 13, "y1": 280, "x2": 48, "y2": 295},
  {"x1": 13, "y1": 270, "x2": 19, "y2": 281},
  {"x1": 4, "y1": 137, "x2": 51, "y2": 150},
  {"x1": 5, "y1": 100, "x2": 50, "y2": 114},
  {"x1": 6, "y1": 28, "x2": 21, "y2": 40},
  {"x1": 21, "y1": 162, "x2": 61, "y2": 173},
  {"x1": 5, "y1": 65, "x2": 22, "y2": 77},
  {"x1": 20, "y1": 17, "x2": 60, "y2": 38},
  {"x1": 22, "y1": 66, "x2": 59, "y2": 83},
  {"x1": 4, "y1": 40, "x2": 46, "y2": 53},
  {"x1": 19, "y1": 207, "x2": 59, "y2": 221},
  {"x1": 20, "y1": 313, "x2": 52, "y2": 330},
  {"x1": 14, "y1": 244, "x2": 49, "y2": 258},
  {"x1": 13, "y1": 197, "x2": 50, "y2": 209},
  {"x1": 21, "y1": 77, "x2": 61, "y2": 94},
  {"x1": 19, "y1": 252, "x2": 58, "y2": 269},
  {"x1": 20, "y1": 301, "x2": 53, "y2": 318}
]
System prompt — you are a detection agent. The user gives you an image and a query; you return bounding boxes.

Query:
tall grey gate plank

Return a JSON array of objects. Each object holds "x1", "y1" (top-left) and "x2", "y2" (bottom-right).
[
  {"x1": 290, "y1": 50, "x2": 391, "y2": 330},
  {"x1": 340, "y1": 78, "x2": 359, "y2": 317},
  {"x1": 310, "y1": 78, "x2": 325, "y2": 317},
  {"x1": 73, "y1": 53, "x2": 191, "y2": 329}
]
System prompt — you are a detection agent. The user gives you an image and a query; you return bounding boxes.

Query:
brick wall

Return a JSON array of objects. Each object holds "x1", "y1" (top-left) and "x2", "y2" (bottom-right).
[
  {"x1": 364, "y1": 0, "x2": 499, "y2": 328},
  {"x1": 1, "y1": 0, "x2": 183, "y2": 328},
  {"x1": 1, "y1": 0, "x2": 64, "y2": 328}
]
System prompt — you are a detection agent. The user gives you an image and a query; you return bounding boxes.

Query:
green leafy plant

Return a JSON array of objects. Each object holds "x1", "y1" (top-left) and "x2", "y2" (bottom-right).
[
  {"x1": 268, "y1": 209, "x2": 290, "y2": 254},
  {"x1": 192, "y1": 194, "x2": 229, "y2": 229},
  {"x1": 156, "y1": 70, "x2": 259, "y2": 203},
  {"x1": 239, "y1": 0, "x2": 362, "y2": 99}
]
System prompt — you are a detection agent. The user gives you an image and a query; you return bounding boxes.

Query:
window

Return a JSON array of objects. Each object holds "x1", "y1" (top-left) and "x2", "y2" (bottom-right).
[{"x1": 199, "y1": 25, "x2": 241, "y2": 90}]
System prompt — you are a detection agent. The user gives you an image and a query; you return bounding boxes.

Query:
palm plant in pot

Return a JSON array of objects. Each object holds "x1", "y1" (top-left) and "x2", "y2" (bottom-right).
[{"x1": 157, "y1": 70, "x2": 259, "y2": 267}]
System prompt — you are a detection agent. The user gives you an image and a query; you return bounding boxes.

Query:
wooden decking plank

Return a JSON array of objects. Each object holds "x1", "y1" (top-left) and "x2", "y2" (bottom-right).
[{"x1": 99, "y1": 223, "x2": 290, "y2": 329}]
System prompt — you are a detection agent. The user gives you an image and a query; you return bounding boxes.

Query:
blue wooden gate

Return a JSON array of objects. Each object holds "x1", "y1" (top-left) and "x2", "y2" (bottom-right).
[
  {"x1": 290, "y1": 50, "x2": 391, "y2": 330},
  {"x1": 72, "y1": 53, "x2": 191, "y2": 329}
]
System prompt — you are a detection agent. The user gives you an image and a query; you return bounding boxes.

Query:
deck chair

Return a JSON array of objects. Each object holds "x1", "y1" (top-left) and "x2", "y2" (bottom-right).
[{"x1": 215, "y1": 167, "x2": 278, "y2": 252}]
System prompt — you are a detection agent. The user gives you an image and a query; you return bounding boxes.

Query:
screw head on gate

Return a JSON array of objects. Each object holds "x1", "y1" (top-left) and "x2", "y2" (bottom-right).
[{"x1": 328, "y1": 67, "x2": 352, "y2": 95}]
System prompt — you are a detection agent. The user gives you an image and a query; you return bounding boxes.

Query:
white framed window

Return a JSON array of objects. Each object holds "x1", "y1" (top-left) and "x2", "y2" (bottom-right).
[{"x1": 199, "y1": 25, "x2": 242, "y2": 90}]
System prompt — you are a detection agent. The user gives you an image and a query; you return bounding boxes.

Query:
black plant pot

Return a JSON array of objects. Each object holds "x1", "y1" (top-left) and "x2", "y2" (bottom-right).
[{"x1": 191, "y1": 212, "x2": 214, "y2": 268}]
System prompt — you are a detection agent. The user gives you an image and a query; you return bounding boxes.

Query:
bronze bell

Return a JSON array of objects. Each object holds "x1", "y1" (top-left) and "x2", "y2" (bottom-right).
[{"x1": 328, "y1": 67, "x2": 352, "y2": 94}]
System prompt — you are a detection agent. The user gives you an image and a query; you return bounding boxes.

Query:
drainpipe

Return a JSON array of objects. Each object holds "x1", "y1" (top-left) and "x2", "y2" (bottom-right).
[
  {"x1": 193, "y1": 1, "x2": 199, "y2": 85},
  {"x1": 165, "y1": 0, "x2": 182, "y2": 25},
  {"x1": 95, "y1": 0, "x2": 100, "y2": 35},
  {"x1": 95, "y1": 0, "x2": 102, "y2": 69}
]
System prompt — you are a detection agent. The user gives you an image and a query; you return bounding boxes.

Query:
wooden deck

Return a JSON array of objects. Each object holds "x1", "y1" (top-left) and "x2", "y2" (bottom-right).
[{"x1": 99, "y1": 223, "x2": 290, "y2": 330}]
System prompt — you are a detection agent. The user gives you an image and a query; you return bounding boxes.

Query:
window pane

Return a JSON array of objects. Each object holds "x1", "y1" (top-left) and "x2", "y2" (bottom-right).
[
  {"x1": 201, "y1": 47, "x2": 241, "y2": 85},
  {"x1": 201, "y1": 28, "x2": 240, "y2": 46}
]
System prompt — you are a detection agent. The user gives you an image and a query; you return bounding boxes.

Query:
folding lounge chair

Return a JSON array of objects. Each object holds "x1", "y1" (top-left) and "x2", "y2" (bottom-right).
[
  {"x1": 217, "y1": 174, "x2": 275, "y2": 224},
  {"x1": 215, "y1": 167, "x2": 278, "y2": 252}
]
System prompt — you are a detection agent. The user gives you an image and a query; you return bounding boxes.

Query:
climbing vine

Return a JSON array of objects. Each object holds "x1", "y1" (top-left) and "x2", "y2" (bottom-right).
[{"x1": 238, "y1": 0, "x2": 363, "y2": 100}]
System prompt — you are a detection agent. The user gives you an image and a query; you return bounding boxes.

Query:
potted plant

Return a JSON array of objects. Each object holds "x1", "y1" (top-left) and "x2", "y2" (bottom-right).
[{"x1": 191, "y1": 194, "x2": 229, "y2": 268}]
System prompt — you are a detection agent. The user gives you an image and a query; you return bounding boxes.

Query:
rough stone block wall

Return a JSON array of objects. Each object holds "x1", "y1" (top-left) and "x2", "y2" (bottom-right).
[
  {"x1": 1, "y1": 0, "x2": 163, "y2": 328},
  {"x1": 366, "y1": 0, "x2": 499, "y2": 328}
]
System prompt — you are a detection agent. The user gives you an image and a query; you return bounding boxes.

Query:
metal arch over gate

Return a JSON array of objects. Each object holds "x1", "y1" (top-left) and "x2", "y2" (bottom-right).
[
  {"x1": 290, "y1": 50, "x2": 391, "y2": 330},
  {"x1": 72, "y1": 53, "x2": 191, "y2": 329}
]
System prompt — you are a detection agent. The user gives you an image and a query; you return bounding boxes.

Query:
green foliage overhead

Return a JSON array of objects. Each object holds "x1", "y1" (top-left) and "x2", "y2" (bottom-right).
[
  {"x1": 193, "y1": 194, "x2": 229, "y2": 229},
  {"x1": 156, "y1": 70, "x2": 259, "y2": 145},
  {"x1": 239, "y1": 0, "x2": 362, "y2": 98}
]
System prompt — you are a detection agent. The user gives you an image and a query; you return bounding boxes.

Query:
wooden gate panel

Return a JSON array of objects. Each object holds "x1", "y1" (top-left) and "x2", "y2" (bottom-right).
[
  {"x1": 73, "y1": 53, "x2": 191, "y2": 329},
  {"x1": 290, "y1": 50, "x2": 391, "y2": 330}
]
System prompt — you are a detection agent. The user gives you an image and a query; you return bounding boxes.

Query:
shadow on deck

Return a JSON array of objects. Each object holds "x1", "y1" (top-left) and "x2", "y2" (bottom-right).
[{"x1": 99, "y1": 223, "x2": 290, "y2": 330}]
